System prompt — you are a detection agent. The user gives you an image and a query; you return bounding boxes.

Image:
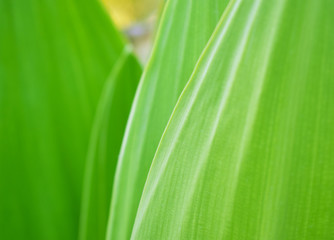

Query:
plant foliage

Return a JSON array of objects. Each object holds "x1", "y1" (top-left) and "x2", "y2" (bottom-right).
[{"x1": 1, "y1": 0, "x2": 333, "y2": 239}]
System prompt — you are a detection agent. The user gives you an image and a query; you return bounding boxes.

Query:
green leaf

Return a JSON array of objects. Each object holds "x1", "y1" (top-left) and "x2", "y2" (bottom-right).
[
  {"x1": 79, "y1": 47, "x2": 141, "y2": 240},
  {"x1": 132, "y1": 0, "x2": 334, "y2": 239},
  {"x1": 0, "y1": 0, "x2": 132, "y2": 239},
  {"x1": 106, "y1": 0, "x2": 229, "y2": 239}
]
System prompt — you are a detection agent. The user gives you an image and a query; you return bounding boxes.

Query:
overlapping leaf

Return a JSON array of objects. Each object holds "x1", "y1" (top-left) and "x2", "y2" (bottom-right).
[
  {"x1": 132, "y1": 0, "x2": 334, "y2": 239},
  {"x1": 106, "y1": 0, "x2": 229, "y2": 239},
  {"x1": 79, "y1": 48, "x2": 141, "y2": 240}
]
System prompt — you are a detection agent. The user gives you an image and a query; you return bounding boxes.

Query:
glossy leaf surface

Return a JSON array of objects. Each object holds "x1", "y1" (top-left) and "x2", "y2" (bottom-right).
[
  {"x1": 107, "y1": 0, "x2": 229, "y2": 239},
  {"x1": 132, "y1": 0, "x2": 334, "y2": 239}
]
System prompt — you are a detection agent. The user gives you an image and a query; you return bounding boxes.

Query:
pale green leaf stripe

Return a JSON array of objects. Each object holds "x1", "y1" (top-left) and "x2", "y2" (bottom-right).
[
  {"x1": 79, "y1": 47, "x2": 141, "y2": 240},
  {"x1": 0, "y1": 0, "x2": 127, "y2": 239},
  {"x1": 106, "y1": 0, "x2": 229, "y2": 239},
  {"x1": 132, "y1": 0, "x2": 334, "y2": 239}
]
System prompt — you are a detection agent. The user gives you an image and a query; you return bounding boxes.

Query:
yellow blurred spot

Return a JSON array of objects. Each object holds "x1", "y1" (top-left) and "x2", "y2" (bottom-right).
[{"x1": 103, "y1": 0, "x2": 162, "y2": 29}]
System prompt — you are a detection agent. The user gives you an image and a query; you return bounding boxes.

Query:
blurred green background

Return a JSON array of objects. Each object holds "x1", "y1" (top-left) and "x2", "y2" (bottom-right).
[{"x1": 0, "y1": 0, "x2": 159, "y2": 239}]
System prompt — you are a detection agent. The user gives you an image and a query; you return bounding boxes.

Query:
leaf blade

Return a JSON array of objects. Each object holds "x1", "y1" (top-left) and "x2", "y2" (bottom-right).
[
  {"x1": 79, "y1": 47, "x2": 141, "y2": 240},
  {"x1": 132, "y1": 0, "x2": 334, "y2": 239},
  {"x1": 0, "y1": 0, "x2": 131, "y2": 239},
  {"x1": 106, "y1": 0, "x2": 229, "y2": 239}
]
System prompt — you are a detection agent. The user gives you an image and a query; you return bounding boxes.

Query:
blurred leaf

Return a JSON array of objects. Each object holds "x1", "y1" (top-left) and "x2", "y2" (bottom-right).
[
  {"x1": 0, "y1": 0, "x2": 134, "y2": 239},
  {"x1": 132, "y1": 0, "x2": 334, "y2": 239},
  {"x1": 79, "y1": 47, "x2": 141, "y2": 240},
  {"x1": 106, "y1": 0, "x2": 229, "y2": 239}
]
